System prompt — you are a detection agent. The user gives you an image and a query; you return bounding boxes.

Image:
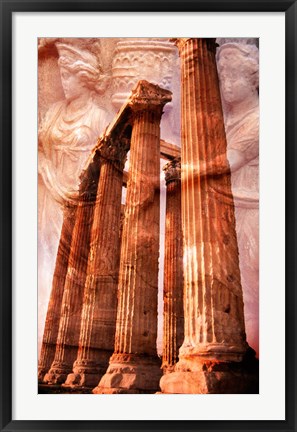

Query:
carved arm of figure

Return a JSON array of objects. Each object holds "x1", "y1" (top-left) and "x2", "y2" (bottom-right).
[
  {"x1": 38, "y1": 150, "x2": 79, "y2": 204},
  {"x1": 38, "y1": 105, "x2": 80, "y2": 205}
]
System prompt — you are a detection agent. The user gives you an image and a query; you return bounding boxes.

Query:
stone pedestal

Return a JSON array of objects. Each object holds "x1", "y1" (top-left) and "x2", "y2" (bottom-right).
[
  {"x1": 64, "y1": 137, "x2": 128, "y2": 389},
  {"x1": 161, "y1": 158, "x2": 184, "y2": 373},
  {"x1": 160, "y1": 38, "x2": 258, "y2": 394},
  {"x1": 43, "y1": 159, "x2": 100, "y2": 384},
  {"x1": 38, "y1": 204, "x2": 76, "y2": 382},
  {"x1": 93, "y1": 81, "x2": 172, "y2": 394}
]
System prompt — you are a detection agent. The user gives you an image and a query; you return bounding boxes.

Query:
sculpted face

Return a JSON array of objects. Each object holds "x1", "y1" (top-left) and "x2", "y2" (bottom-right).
[
  {"x1": 217, "y1": 47, "x2": 257, "y2": 106},
  {"x1": 60, "y1": 67, "x2": 86, "y2": 101}
]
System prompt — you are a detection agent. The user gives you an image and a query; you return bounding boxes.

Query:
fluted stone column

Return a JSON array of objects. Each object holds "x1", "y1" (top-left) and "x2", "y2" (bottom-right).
[
  {"x1": 64, "y1": 137, "x2": 128, "y2": 388},
  {"x1": 161, "y1": 157, "x2": 184, "y2": 373},
  {"x1": 160, "y1": 38, "x2": 257, "y2": 394},
  {"x1": 94, "y1": 81, "x2": 172, "y2": 394},
  {"x1": 38, "y1": 204, "x2": 76, "y2": 382},
  {"x1": 44, "y1": 158, "x2": 100, "y2": 384}
]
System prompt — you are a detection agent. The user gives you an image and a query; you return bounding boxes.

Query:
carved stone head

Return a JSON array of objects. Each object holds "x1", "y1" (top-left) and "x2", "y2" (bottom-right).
[
  {"x1": 216, "y1": 43, "x2": 259, "y2": 106},
  {"x1": 56, "y1": 42, "x2": 107, "y2": 99}
]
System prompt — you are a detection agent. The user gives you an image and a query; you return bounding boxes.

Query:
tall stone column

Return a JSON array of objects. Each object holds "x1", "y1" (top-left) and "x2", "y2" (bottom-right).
[
  {"x1": 160, "y1": 38, "x2": 257, "y2": 394},
  {"x1": 94, "y1": 81, "x2": 172, "y2": 394},
  {"x1": 38, "y1": 203, "x2": 76, "y2": 382},
  {"x1": 161, "y1": 157, "x2": 184, "y2": 373},
  {"x1": 64, "y1": 137, "x2": 128, "y2": 388},
  {"x1": 43, "y1": 157, "x2": 100, "y2": 384}
]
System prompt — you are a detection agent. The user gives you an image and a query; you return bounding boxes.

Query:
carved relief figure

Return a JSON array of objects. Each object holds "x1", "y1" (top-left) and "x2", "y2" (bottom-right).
[
  {"x1": 38, "y1": 41, "x2": 111, "y2": 347},
  {"x1": 39, "y1": 42, "x2": 110, "y2": 205},
  {"x1": 216, "y1": 42, "x2": 259, "y2": 356}
]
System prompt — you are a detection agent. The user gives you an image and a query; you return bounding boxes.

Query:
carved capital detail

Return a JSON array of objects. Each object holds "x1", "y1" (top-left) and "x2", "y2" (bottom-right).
[
  {"x1": 128, "y1": 80, "x2": 172, "y2": 113},
  {"x1": 163, "y1": 157, "x2": 181, "y2": 184},
  {"x1": 78, "y1": 153, "x2": 101, "y2": 201},
  {"x1": 170, "y1": 37, "x2": 192, "y2": 51},
  {"x1": 98, "y1": 136, "x2": 128, "y2": 170},
  {"x1": 171, "y1": 38, "x2": 217, "y2": 54}
]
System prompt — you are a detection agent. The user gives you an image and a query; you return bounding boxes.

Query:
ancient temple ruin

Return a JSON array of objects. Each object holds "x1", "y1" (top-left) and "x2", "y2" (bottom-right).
[{"x1": 38, "y1": 38, "x2": 259, "y2": 394}]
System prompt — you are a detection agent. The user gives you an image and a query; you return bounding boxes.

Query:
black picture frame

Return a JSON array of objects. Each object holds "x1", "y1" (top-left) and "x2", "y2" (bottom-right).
[{"x1": 1, "y1": 1, "x2": 296, "y2": 431}]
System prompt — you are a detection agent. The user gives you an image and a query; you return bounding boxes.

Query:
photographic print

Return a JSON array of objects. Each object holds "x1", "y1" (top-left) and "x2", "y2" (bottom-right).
[{"x1": 37, "y1": 37, "x2": 259, "y2": 395}]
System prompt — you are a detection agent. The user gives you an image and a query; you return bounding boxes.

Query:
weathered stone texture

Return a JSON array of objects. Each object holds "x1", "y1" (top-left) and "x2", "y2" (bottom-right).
[{"x1": 162, "y1": 158, "x2": 184, "y2": 373}]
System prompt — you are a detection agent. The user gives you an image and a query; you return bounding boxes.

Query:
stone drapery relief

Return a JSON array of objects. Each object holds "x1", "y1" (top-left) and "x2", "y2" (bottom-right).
[
  {"x1": 38, "y1": 40, "x2": 111, "y2": 205},
  {"x1": 216, "y1": 40, "x2": 259, "y2": 357}
]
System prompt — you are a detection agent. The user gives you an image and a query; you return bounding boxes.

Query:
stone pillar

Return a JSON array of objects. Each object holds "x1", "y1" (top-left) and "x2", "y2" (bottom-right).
[
  {"x1": 161, "y1": 157, "x2": 184, "y2": 373},
  {"x1": 64, "y1": 137, "x2": 128, "y2": 388},
  {"x1": 38, "y1": 203, "x2": 76, "y2": 382},
  {"x1": 160, "y1": 38, "x2": 258, "y2": 394},
  {"x1": 94, "y1": 81, "x2": 172, "y2": 394},
  {"x1": 43, "y1": 157, "x2": 100, "y2": 384}
]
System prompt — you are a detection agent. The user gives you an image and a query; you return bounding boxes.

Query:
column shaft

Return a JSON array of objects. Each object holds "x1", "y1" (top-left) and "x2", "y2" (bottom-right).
[
  {"x1": 95, "y1": 81, "x2": 172, "y2": 394},
  {"x1": 160, "y1": 38, "x2": 257, "y2": 394},
  {"x1": 64, "y1": 140, "x2": 127, "y2": 388},
  {"x1": 44, "y1": 164, "x2": 99, "y2": 384},
  {"x1": 38, "y1": 204, "x2": 76, "y2": 382},
  {"x1": 180, "y1": 38, "x2": 246, "y2": 353},
  {"x1": 162, "y1": 158, "x2": 184, "y2": 373},
  {"x1": 116, "y1": 110, "x2": 161, "y2": 355}
]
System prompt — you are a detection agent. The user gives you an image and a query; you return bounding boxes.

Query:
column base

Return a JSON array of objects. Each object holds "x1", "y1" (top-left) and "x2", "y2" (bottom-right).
[
  {"x1": 63, "y1": 357, "x2": 110, "y2": 389},
  {"x1": 38, "y1": 366, "x2": 49, "y2": 383},
  {"x1": 161, "y1": 362, "x2": 176, "y2": 374},
  {"x1": 92, "y1": 353, "x2": 162, "y2": 394},
  {"x1": 160, "y1": 348, "x2": 259, "y2": 394},
  {"x1": 43, "y1": 362, "x2": 72, "y2": 385},
  {"x1": 178, "y1": 341, "x2": 250, "y2": 363}
]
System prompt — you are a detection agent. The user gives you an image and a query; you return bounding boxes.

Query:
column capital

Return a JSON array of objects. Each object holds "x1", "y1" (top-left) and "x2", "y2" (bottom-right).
[
  {"x1": 128, "y1": 80, "x2": 172, "y2": 113},
  {"x1": 170, "y1": 37, "x2": 191, "y2": 51},
  {"x1": 79, "y1": 155, "x2": 100, "y2": 202},
  {"x1": 98, "y1": 136, "x2": 129, "y2": 171},
  {"x1": 171, "y1": 38, "x2": 217, "y2": 54},
  {"x1": 163, "y1": 157, "x2": 181, "y2": 185}
]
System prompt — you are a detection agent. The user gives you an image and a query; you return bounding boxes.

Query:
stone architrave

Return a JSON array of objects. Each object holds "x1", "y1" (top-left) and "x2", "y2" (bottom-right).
[
  {"x1": 161, "y1": 157, "x2": 184, "y2": 373},
  {"x1": 43, "y1": 157, "x2": 100, "y2": 384},
  {"x1": 38, "y1": 203, "x2": 77, "y2": 382},
  {"x1": 160, "y1": 38, "x2": 258, "y2": 394},
  {"x1": 64, "y1": 136, "x2": 129, "y2": 388},
  {"x1": 93, "y1": 81, "x2": 172, "y2": 394}
]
